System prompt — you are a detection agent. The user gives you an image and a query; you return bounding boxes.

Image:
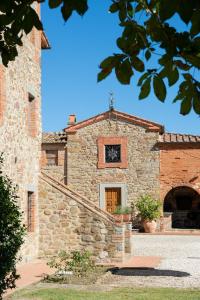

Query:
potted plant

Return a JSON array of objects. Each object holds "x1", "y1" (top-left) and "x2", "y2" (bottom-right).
[
  {"x1": 112, "y1": 206, "x2": 132, "y2": 223},
  {"x1": 136, "y1": 195, "x2": 161, "y2": 233}
]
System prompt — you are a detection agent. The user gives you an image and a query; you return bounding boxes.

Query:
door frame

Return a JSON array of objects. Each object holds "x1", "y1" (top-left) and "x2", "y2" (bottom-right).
[{"x1": 99, "y1": 183, "x2": 127, "y2": 210}]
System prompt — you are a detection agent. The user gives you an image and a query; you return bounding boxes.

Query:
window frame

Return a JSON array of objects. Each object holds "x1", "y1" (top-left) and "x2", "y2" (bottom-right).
[
  {"x1": 27, "y1": 191, "x2": 34, "y2": 233},
  {"x1": 46, "y1": 149, "x2": 58, "y2": 166},
  {"x1": 97, "y1": 136, "x2": 128, "y2": 169}
]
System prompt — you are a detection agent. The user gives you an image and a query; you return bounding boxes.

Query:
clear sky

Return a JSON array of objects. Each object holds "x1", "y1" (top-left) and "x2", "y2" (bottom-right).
[{"x1": 41, "y1": 1, "x2": 200, "y2": 135}]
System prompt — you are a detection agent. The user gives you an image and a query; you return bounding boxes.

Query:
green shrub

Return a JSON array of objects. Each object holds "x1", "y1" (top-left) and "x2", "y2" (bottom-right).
[
  {"x1": 0, "y1": 155, "x2": 26, "y2": 299},
  {"x1": 48, "y1": 250, "x2": 95, "y2": 278},
  {"x1": 136, "y1": 195, "x2": 161, "y2": 221}
]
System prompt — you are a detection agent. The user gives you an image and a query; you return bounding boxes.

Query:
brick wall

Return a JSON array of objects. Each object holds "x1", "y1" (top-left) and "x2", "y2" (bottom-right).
[{"x1": 160, "y1": 143, "x2": 200, "y2": 202}]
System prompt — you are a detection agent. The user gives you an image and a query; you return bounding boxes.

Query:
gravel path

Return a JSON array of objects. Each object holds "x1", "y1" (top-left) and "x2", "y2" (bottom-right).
[{"x1": 99, "y1": 234, "x2": 200, "y2": 288}]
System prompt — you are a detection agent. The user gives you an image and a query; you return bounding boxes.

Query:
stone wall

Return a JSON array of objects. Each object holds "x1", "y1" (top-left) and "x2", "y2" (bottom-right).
[
  {"x1": 0, "y1": 6, "x2": 42, "y2": 261},
  {"x1": 160, "y1": 143, "x2": 200, "y2": 201},
  {"x1": 38, "y1": 174, "x2": 133, "y2": 262},
  {"x1": 66, "y1": 119, "x2": 160, "y2": 207}
]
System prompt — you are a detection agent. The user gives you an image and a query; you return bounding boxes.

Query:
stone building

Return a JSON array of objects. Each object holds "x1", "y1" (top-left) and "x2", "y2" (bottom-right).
[
  {"x1": 41, "y1": 109, "x2": 200, "y2": 232},
  {"x1": 0, "y1": 4, "x2": 50, "y2": 261}
]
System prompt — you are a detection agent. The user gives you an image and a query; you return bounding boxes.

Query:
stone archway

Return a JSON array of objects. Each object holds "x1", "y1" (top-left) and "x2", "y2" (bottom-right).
[{"x1": 163, "y1": 186, "x2": 200, "y2": 229}]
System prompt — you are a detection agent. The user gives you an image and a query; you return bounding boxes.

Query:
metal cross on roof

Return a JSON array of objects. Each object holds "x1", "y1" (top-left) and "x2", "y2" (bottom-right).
[{"x1": 109, "y1": 92, "x2": 114, "y2": 110}]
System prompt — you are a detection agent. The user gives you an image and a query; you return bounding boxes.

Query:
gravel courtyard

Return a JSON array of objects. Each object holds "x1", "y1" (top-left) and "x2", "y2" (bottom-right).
[{"x1": 101, "y1": 234, "x2": 200, "y2": 288}]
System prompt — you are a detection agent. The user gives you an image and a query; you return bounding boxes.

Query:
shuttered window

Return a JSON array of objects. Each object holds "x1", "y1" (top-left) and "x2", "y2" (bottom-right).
[
  {"x1": 27, "y1": 192, "x2": 34, "y2": 232},
  {"x1": 46, "y1": 150, "x2": 58, "y2": 166}
]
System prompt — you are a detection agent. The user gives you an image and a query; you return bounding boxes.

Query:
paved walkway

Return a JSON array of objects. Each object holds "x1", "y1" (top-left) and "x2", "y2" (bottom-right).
[
  {"x1": 4, "y1": 260, "x2": 54, "y2": 297},
  {"x1": 6, "y1": 234, "x2": 200, "y2": 296},
  {"x1": 4, "y1": 254, "x2": 161, "y2": 298}
]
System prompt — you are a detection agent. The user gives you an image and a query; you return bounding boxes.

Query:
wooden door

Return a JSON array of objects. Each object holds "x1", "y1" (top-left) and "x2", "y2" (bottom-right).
[{"x1": 105, "y1": 188, "x2": 121, "y2": 213}]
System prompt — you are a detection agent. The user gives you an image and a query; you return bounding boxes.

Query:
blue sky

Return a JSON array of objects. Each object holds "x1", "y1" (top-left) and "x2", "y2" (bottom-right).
[{"x1": 41, "y1": 1, "x2": 200, "y2": 135}]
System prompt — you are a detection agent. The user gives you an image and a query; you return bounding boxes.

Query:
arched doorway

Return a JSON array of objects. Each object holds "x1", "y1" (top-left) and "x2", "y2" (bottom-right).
[{"x1": 164, "y1": 186, "x2": 200, "y2": 229}]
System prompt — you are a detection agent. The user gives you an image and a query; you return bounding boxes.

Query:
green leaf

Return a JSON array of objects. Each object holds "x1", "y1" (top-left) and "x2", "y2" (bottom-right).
[
  {"x1": 191, "y1": 11, "x2": 200, "y2": 35},
  {"x1": 97, "y1": 68, "x2": 112, "y2": 82},
  {"x1": 74, "y1": 0, "x2": 88, "y2": 16},
  {"x1": 159, "y1": 0, "x2": 177, "y2": 21},
  {"x1": 139, "y1": 77, "x2": 151, "y2": 100},
  {"x1": 135, "y1": 3, "x2": 143, "y2": 13},
  {"x1": 61, "y1": 3, "x2": 72, "y2": 21},
  {"x1": 131, "y1": 56, "x2": 144, "y2": 72},
  {"x1": 177, "y1": 1, "x2": 194, "y2": 25},
  {"x1": 31, "y1": 8, "x2": 43, "y2": 30},
  {"x1": 116, "y1": 37, "x2": 127, "y2": 51},
  {"x1": 127, "y1": 4, "x2": 134, "y2": 18},
  {"x1": 193, "y1": 96, "x2": 200, "y2": 115},
  {"x1": 185, "y1": 55, "x2": 200, "y2": 69},
  {"x1": 174, "y1": 60, "x2": 190, "y2": 71},
  {"x1": 115, "y1": 59, "x2": 133, "y2": 84},
  {"x1": 173, "y1": 93, "x2": 182, "y2": 103},
  {"x1": 109, "y1": 3, "x2": 119, "y2": 13},
  {"x1": 183, "y1": 73, "x2": 193, "y2": 81},
  {"x1": 145, "y1": 49, "x2": 151, "y2": 61},
  {"x1": 22, "y1": 16, "x2": 34, "y2": 35},
  {"x1": 180, "y1": 97, "x2": 192, "y2": 115},
  {"x1": 99, "y1": 56, "x2": 117, "y2": 69},
  {"x1": 119, "y1": 9, "x2": 126, "y2": 22},
  {"x1": 168, "y1": 67, "x2": 179, "y2": 86},
  {"x1": 49, "y1": 0, "x2": 63, "y2": 9},
  {"x1": 153, "y1": 75, "x2": 166, "y2": 102},
  {"x1": 138, "y1": 73, "x2": 149, "y2": 86}
]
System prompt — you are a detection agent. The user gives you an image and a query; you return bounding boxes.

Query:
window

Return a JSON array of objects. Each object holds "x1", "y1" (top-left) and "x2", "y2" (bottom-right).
[
  {"x1": 46, "y1": 150, "x2": 58, "y2": 166},
  {"x1": 105, "y1": 144, "x2": 121, "y2": 163},
  {"x1": 27, "y1": 192, "x2": 34, "y2": 232},
  {"x1": 98, "y1": 137, "x2": 128, "y2": 169}
]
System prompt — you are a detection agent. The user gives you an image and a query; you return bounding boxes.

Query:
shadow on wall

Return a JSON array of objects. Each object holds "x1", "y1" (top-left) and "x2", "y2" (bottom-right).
[{"x1": 110, "y1": 267, "x2": 190, "y2": 277}]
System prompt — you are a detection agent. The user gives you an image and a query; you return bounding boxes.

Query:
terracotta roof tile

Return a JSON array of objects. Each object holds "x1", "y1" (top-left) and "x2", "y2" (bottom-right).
[
  {"x1": 65, "y1": 109, "x2": 164, "y2": 134},
  {"x1": 159, "y1": 133, "x2": 200, "y2": 143},
  {"x1": 42, "y1": 132, "x2": 67, "y2": 144}
]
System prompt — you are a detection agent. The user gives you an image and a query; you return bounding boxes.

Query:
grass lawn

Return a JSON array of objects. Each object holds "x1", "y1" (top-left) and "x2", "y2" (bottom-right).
[{"x1": 10, "y1": 287, "x2": 200, "y2": 300}]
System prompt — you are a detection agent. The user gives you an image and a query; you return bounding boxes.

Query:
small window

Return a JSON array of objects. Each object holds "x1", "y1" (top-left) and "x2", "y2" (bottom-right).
[
  {"x1": 105, "y1": 144, "x2": 121, "y2": 163},
  {"x1": 28, "y1": 92, "x2": 37, "y2": 137},
  {"x1": 27, "y1": 192, "x2": 34, "y2": 232},
  {"x1": 46, "y1": 150, "x2": 58, "y2": 166}
]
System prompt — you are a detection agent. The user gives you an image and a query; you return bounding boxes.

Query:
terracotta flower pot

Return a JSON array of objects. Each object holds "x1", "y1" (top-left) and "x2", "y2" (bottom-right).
[
  {"x1": 123, "y1": 213, "x2": 132, "y2": 223},
  {"x1": 113, "y1": 214, "x2": 123, "y2": 223},
  {"x1": 143, "y1": 220, "x2": 157, "y2": 233}
]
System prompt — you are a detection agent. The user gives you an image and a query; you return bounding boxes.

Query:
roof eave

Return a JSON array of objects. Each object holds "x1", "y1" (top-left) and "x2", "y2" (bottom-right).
[{"x1": 41, "y1": 31, "x2": 51, "y2": 50}]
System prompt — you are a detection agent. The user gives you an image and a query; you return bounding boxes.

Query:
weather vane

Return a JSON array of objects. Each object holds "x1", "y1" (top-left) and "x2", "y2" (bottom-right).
[{"x1": 109, "y1": 92, "x2": 114, "y2": 110}]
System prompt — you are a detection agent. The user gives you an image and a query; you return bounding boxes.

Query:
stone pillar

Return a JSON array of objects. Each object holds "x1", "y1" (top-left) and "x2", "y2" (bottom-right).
[
  {"x1": 111, "y1": 224, "x2": 125, "y2": 262},
  {"x1": 159, "y1": 213, "x2": 172, "y2": 232},
  {"x1": 125, "y1": 222, "x2": 133, "y2": 255}
]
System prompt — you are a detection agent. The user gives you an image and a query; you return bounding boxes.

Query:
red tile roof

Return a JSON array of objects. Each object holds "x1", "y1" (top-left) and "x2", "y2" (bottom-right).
[
  {"x1": 64, "y1": 110, "x2": 164, "y2": 134},
  {"x1": 159, "y1": 133, "x2": 200, "y2": 143},
  {"x1": 42, "y1": 132, "x2": 66, "y2": 143}
]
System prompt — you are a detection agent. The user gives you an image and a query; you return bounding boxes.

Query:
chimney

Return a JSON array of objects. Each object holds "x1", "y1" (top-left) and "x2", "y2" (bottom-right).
[{"x1": 68, "y1": 114, "x2": 76, "y2": 126}]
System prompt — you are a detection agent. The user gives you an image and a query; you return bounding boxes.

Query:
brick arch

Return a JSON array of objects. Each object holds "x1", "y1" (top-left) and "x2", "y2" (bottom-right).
[
  {"x1": 163, "y1": 185, "x2": 200, "y2": 229},
  {"x1": 163, "y1": 183, "x2": 200, "y2": 200},
  {"x1": 160, "y1": 182, "x2": 200, "y2": 205}
]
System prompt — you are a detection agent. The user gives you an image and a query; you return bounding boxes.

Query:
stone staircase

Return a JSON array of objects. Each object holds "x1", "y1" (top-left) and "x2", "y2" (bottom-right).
[
  {"x1": 39, "y1": 172, "x2": 133, "y2": 263},
  {"x1": 40, "y1": 171, "x2": 115, "y2": 224}
]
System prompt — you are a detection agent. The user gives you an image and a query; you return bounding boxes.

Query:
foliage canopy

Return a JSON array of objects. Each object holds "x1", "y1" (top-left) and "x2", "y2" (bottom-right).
[
  {"x1": 0, "y1": 156, "x2": 25, "y2": 299},
  {"x1": 0, "y1": 0, "x2": 200, "y2": 115}
]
